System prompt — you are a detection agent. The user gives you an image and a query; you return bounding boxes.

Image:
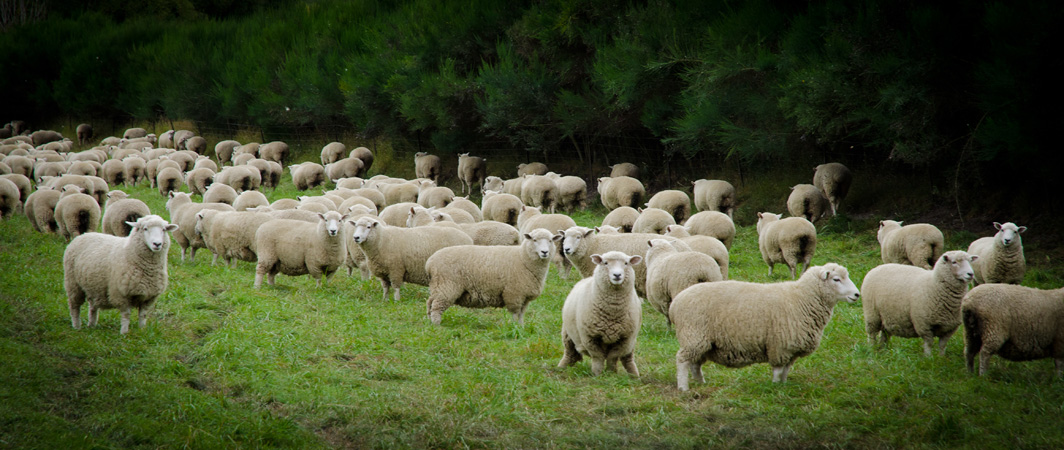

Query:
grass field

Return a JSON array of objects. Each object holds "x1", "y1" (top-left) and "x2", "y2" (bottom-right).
[{"x1": 2, "y1": 163, "x2": 1064, "y2": 449}]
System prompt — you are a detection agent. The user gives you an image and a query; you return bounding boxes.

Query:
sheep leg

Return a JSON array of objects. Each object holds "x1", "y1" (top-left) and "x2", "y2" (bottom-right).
[
  {"x1": 936, "y1": 330, "x2": 956, "y2": 356},
  {"x1": 558, "y1": 333, "x2": 582, "y2": 368},
  {"x1": 605, "y1": 356, "x2": 619, "y2": 373},
  {"x1": 676, "y1": 359, "x2": 691, "y2": 391},
  {"x1": 690, "y1": 362, "x2": 704, "y2": 385},
  {"x1": 391, "y1": 279, "x2": 403, "y2": 302},
  {"x1": 267, "y1": 272, "x2": 276, "y2": 286},
  {"x1": 67, "y1": 288, "x2": 86, "y2": 329},
  {"x1": 254, "y1": 263, "x2": 267, "y2": 289},
  {"x1": 590, "y1": 357, "x2": 605, "y2": 376},
  {"x1": 620, "y1": 353, "x2": 639, "y2": 377},
  {"x1": 379, "y1": 279, "x2": 390, "y2": 302},
  {"x1": 978, "y1": 350, "x2": 993, "y2": 376},
  {"x1": 88, "y1": 303, "x2": 100, "y2": 327},
  {"x1": 138, "y1": 304, "x2": 153, "y2": 329},
  {"x1": 920, "y1": 336, "x2": 936, "y2": 356},
  {"x1": 119, "y1": 307, "x2": 131, "y2": 334}
]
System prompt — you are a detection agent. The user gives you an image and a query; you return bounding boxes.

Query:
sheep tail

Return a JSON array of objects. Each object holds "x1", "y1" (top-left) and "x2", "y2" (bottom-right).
[
  {"x1": 962, "y1": 307, "x2": 981, "y2": 373},
  {"x1": 928, "y1": 241, "x2": 939, "y2": 268},
  {"x1": 671, "y1": 204, "x2": 685, "y2": 223},
  {"x1": 797, "y1": 235, "x2": 812, "y2": 261},
  {"x1": 628, "y1": 192, "x2": 641, "y2": 208},
  {"x1": 802, "y1": 197, "x2": 811, "y2": 220},
  {"x1": 506, "y1": 208, "x2": 518, "y2": 226},
  {"x1": 76, "y1": 210, "x2": 91, "y2": 235}
]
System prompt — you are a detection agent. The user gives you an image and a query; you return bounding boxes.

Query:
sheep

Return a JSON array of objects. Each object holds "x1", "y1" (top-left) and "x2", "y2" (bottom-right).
[
  {"x1": 597, "y1": 176, "x2": 645, "y2": 210},
  {"x1": 601, "y1": 206, "x2": 639, "y2": 233},
  {"x1": 65, "y1": 160, "x2": 94, "y2": 177},
  {"x1": 517, "y1": 162, "x2": 548, "y2": 176},
  {"x1": 261, "y1": 160, "x2": 283, "y2": 188},
  {"x1": 757, "y1": 212, "x2": 817, "y2": 278},
  {"x1": 0, "y1": 173, "x2": 31, "y2": 209},
  {"x1": 156, "y1": 167, "x2": 183, "y2": 197},
  {"x1": 63, "y1": 215, "x2": 178, "y2": 334},
  {"x1": 646, "y1": 189, "x2": 692, "y2": 225},
  {"x1": 325, "y1": 157, "x2": 365, "y2": 182},
  {"x1": 121, "y1": 156, "x2": 147, "y2": 186},
  {"x1": 877, "y1": 220, "x2": 945, "y2": 269},
  {"x1": 270, "y1": 198, "x2": 299, "y2": 210},
  {"x1": 663, "y1": 225, "x2": 730, "y2": 279},
  {"x1": 258, "y1": 141, "x2": 288, "y2": 164},
  {"x1": 862, "y1": 251, "x2": 977, "y2": 356},
  {"x1": 42, "y1": 174, "x2": 107, "y2": 206},
  {"x1": 195, "y1": 209, "x2": 274, "y2": 266},
  {"x1": 548, "y1": 174, "x2": 587, "y2": 213},
  {"x1": 962, "y1": 284, "x2": 1064, "y2": 377},
  {"x1": 76, "y1": 124, "x2": 93, "y2": 146},
  {"x1": 557, "y1": 251, "x2": 643, "y2": 376},
  {"x1": 350, "y1": 216, "x2": 473, "y2": 301},
  {"x1": 340, "y1": 205, "x2": 378, "y2": 278},
  {"x1": 692, "y1": 179, "x2": 735, "y2": 218},
  {"x1": 157, "y1": 130, "x2": 176, "y2": 148},
  {"x1": 435, "y1": 205, "x2": 476, "y2": 224},
  {"x1": 290, "y1": 162, "x2": 327, "y2": 191},
  {"x1": 174, "y1": 131, "x2": 196, "y2": 151},
  {"x1": 231, "y1": 153, "x2": 255, "y2": 166},
  {"x1": 100, "y1": 159, "x2": 126, "y2": 186},
  {"x1": 671, "y1": 263, "x2": 860, "y2": 388},
  {"x1": 30, "y1": 130, "x2": 63, "y2": 146},
  {"x1": 425, "y1": 228, "x2": 562, "y2": 325},
  {"x1": 520, "y1": 174, "x2": 556, "y2": 213},
  {"x1": 215, "y1": 140, "x2": 241, "y2": 165},
  {"x1": 122, "y1": 127, "x2": 147, "y2": 140},
  {"x1": 25, "y1": 186, "x2": 61, "y2": 232},
  {"x1": 812, "y1": 162, "x2": 853, "y2": 215},
  {"x1": 320, "y1": 142, "x2": 347, "y2": 165},
  {"x1": 233, "y1": 190, "x2": 269, "y2": 211},
  {"x1": 378, "y1": 202, "x2": 420, "y2": 226},
  {"x1": 3, "y1": 155, "x2": 33, "y2": 177},
  {"x1": 517, "y1": 206, "x2": 576, "y2": 234},
  {"x1": 561, "y1": 226, "x2": 691, "y2": 298},
  {"x1": 54, "y1": 186, "x2": 101, "y2": 240},
  {"x1": 447, "y1": 196, "x2": 482, "y2": 222},
  {"x1": 349, "y1": 146, "x2": 374, "y2": 172},
  {"x1": 338, "y1": 196, "x2": 377, "y2": 215},
  {"x1": 184, "y1": 136, "x2": 207, "y2": 154},
  {"x1": 299, "y1": 196, "x2": 338, "y2": 212},
  {"x1": 215, "y1": 165, "x2": 260, "y2": 192},
  {"x1": 414, "y1": 152, "x2": 442, "y2": 183},
  {"x1": 0, "y1": 161, "x2": 8, "y2": 174},
  {"x1": 32, "y1": 160, "x2": 65, "y2": 183},
  {"x1": 183, "y1": 167, "x2": 215, "y2": 196},
  {"x1": 482, "y1": 191, "x2": 523, "y2": 226},
  {"x1": 645, "y1": 239, "x2": 721, "y2": 323},
  {"x1": 482, "y1": 176, "x2": 504, "y2": 194},
  {"x1": 457, "y1": 153, "x2": 486, "y2": 194},
  {"x1": 193, "y1": 156, "x2": 218, "y2": 173},
  {"x1": 343, "y1": 188, "x2": 385, "y2": 211},
  {"x1": 335, "y1": 177, "x2": 365, "y2": 190},
  {"x1": 685, "y1": 211, "x2": 736, "y2": 249},
  {"x1": 632, "y1": 207, "x2": 676, "y2": 235},
  {"x1": 253, "y1": 211, "x2": 347, "y2": 288},
  {"x1": 417, "y1": 185, "x2": 455, "y2": 209},
  {"x1": 502, "y1": 177, "x2": 524, "y2": 197},
  {"x1": 203, "y1": 182, "x2": 237, "y2": 205},
  {"x1": 100, "y1": 191, "x2": 150, "y2": 237},
  {"x1": 378, "y1": 181, "x2": 420, "y2": 205},
  {"x1": 0, "y1": 177, "x2": 20, "y2": 218},
  {"x1": 967, "y1": 222, "x2": 1026, "y2": 285},
  {"x1": 165, "y1": 192, "x2": 235, "y2": 262},
  {"x1": 609, "y1": 162, "x2": 639, "y2": 179},
  {"x1": 166, "y1": 150, "x2": 197, "y2": 172},
  {"x1": 787, "y1": 184, "x2": 831, "y2": 222}
]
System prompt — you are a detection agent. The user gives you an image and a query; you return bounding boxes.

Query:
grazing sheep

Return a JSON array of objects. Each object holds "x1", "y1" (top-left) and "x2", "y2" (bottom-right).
[
  {"x1": 233, "y1": 190, "x2": 270, "y2": 211},
  {"x1": 0, "y1": 161, "x2": 8, "y2": 174},
  {"x1": 457, "y1": 153, "x2": 486, "y2": 194},
  {"x1": 270, "y1": 198, "x2": 299, "y2": 210},
  {"x1": 195, "y1": 210, "x2": 274, "y2": 266},
  {"x1": 343, "y1": 188, "x2": 385, "y2": 211},
  {"x1": 76, "y1": 123, "x2": 93, "y2": 146},
  {"x1": 672, "y1": 263, "x2": 860, "y2": 388},
  {"x1": 215, "y1": 140, "x2": 241, "y2": 165},
  {"x1": 813, "y1": 163, "x2": 853, "y2": 215},
  {"x1": 193, "y1": 156, "x2": 218, "y2": 173},
  {"x1": 30, "y1": 130, "x2": 64, "y2": 147},
  {"x1": 203, "y1": 183, "x2": 237, "y2": 205},
  {"x1": 548, "y1": 174, "x2": 587, "y2": 213},
  {"x1": 516, "y1": 206, "x2": 576, "y2": 234},
  {"x1": 967, "y1": 222, "x2": 1026, "y2": 285},
  {"x1": 862, "y1": 251, "x2": 977, "y2": 355},
  {"x1": 482, "y1": 191, "x2": 523, "y2": 226},
  {"x1": 0, "y1": 173, "x2": 30, "y2": 209},
  {"x1": 558, "y1": 251, "x2": 643, "y2": 376},
  {"x1": 349, "y1": 146, "x2": 374, "y2": 172},
  {"x1": 63, "y1": 215, "x2": 178, "y2": 334},
  {"x1": 184, "y1": 167, "x2": 215, "y2": 196},
  {"x1": 0, "y1": 177, "x2": 20, "y2": 218},
  {"x1": 686, "y1": 211, "x2": 736, "y2": 249},
  {"x1": 290, "y1": 162, "x2": 327, "y2": 191},
  {"x1": 166, "y1": 150, "x2": 197, "y2": 172},
  {"x1": 425, "y1": 228, "x2": 561, "y2": 325},
  {"x1": 601, "y1": 206, "x2": 639, "y2": 233},
  {"x1": 962, "y1": 284, "x2": 1064, "y2": 377},
  {"x1": 787, "y1": 184, "x2": 831, "y2": 222},
  {"x1": 299, "y1": 196, "x2": 338, "y2": 212},
  {"x1": 409, "y1": 207, "x2": 517, "y2": 245},
  {"x1": 122, "y1": 156, "x2": 147, "y2": 186},
  {"x1": 502, "y1": 177, "x2": 524, "y2": 197},
  {"x1": 335, "y1": 178, "x2": 365, "y2": 190},
  {"x1": 3, "y1": 155, "x2": 33, "y2": 177},
  {"x1": 482, "y1": 175, "x2": 504, "y2": 193},
  {"x1": 692, "y1": 179, "x2": 735, "y2": 218},
  {"x1": 877, "y1": 220, "x2": 945, "y2": 269},
  {"x1": 65, "y1": 161, "x2": 96, "y2": 177},
  {"x1": 325, "y1": 157, "x2": 365, "y2": 182},
  {"x1": 100, "y1": 159, "x2": 126, "y2": 186},
  {"x1": 25, "y1": 186, "x2": 61, "y2": 232},
  {"x1": 54, "y1": 186, "x2": 101, "y2": 240},
  {"x1": 320, "y1": 142, "x2": 347, "y2": 165},
  {"x1": 520, "y1": 174, "x2": 556, "y2": 213},
  {"x1": 663, "y1": 225, "x2": 730, "y2": 279},
  {"x1": 122, "y1": 127, "x2": 147, "y2": 140},
  {"x1": 350, "y1": 217, "x2": 473, "y2": 301},
  {"x1": 645, "y1": 239, "x2": 721, "y2": 322},
  {"x1": 231, "y1": 153, "x2": 254, "y2": 166},
  {"x1": 165, "y1": 192, "x2": 235, "y2": 262},
  {"x1": 258, "y1": 141, "x2": 288, "y2": 164},
  {"x1": 561, "y1": 226, "x2": 690, "y2": 298},
  {"x1": 215, "y1": 165, "x2": 260, "y2": 192},
  {"x1": 417, "y1": 186, "x2": 455, "y2": 209},
  {"x1": 173, "y1": 131, "x2": 196, "y2": 151},
  {"x1": 597, "y1": 176, "x2": 645, "y2": 210},
  {"x1": 757, "y1": 212, "x2": 817, "y2": 278},
  {"x1": 184, "y1": 136, "x2": 207, "y2": 154},
  {"x1": 156, "y1": 167, "x2": 183, "y2": 196},
  {"x1": 632, "y1": 207, "x2": 676, "y2": 235},
  {"x1": 517, "y1": 162, "x2": 548, "y2": 176},
  {"x1": 447, "y1": 196, "x2": 482, "y2": 222},
  {"x1": 254, "y1": 211, "x2": 347, "y2": 288},
  {"x1": 414, "y1": 152, "x2": 442, "y2": 183},
  {"x1": 100, "y1": 191, "x2": 150, "y2": 237},
  {"x1": 338, "y1": 196, "x2": 377, "y2": 215},
  {"x1": 42, "y1": 174, "x2": 106, "y2": 206},
  {"x1": 435, "y1": 205, "x2": 476, "y2": 224},
  {"x1": 609, "y1": 162, "x2": 639, "y2": 179},
  {"x1": 379, "y1": 181, "x2": 420, "y2": 205},
  {"x1": 646, "y1": 189, "x2": 692, "y2": 225},
  {"x1": 378, "y1": 202, "x2": 420, "y2": 227}
]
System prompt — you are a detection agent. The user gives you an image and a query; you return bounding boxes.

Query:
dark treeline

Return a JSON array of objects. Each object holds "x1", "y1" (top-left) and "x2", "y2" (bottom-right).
[{"x1": 1, "y1": 0, "x2": 1060, "y2": 212}]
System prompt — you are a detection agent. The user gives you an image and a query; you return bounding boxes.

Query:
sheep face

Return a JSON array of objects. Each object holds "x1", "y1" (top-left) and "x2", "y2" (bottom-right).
[
  {"x1": 523, "y1": 229, "x2": 562, "y2": 260},
  {"x1": 877, "y1": 220, "x2": 903, "y2": 244},
  {"x1": 319, "y1": 211, "x2": 346, "y2": 237},
  {"x1": 941, "y1": 251, "x2": 977, "y2": 282},
  {"x1": 128, "y1": 216, "x2": 178, "y2": 253},
  {"x1": 819, "y1": 264, "x2": 861, "y2": 302},
  {"x1": 562, "y1": 227, "x2": 595, "y2": 256},
  {"x1": 351, "y1": 217, "x2": 380, "y2": 244},
  {"x1": 592, "y1": 252, "x2": 642, "y2": 285},
  {"x1": 994, "y1": 222, "x2": 1026, "y2": 247}
]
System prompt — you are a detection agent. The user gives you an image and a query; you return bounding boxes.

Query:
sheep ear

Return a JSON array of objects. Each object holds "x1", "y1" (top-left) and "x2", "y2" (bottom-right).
[
  {"x1": 317, "y1": 213, "x2": 326, "y2": 221},
  {"x1": 522, "y1": 233, "x2": 532, "y2": 241},
  {"x1": 820, "y1": 269, "x2": 831, "y2": 281},
  {"x1": 942, "y1": 254, "x2": 951, "y2": 263},
  {"x1": 168, "y1": 191, "x2": 176, "y2": 199},
  {"x1": 628, "y1": 255, "x2": 642, "y2": 266},
  {"x1": 552, "y1": 233, "x2": 563, "y2": 242},
  {"x1": 583, "y1": 228, "x2": 595, "y2": 238},
  {"x1": 757, "y1": 212, "x2": 763, "y2": 219},
  {"x1": 166, "y1": 224, "x2": 179, "y2": 232},
  {"x1": 1017, "y1": 226, "x2": 1027, "y2": 233},
  {"x1": 969, "y1": 255, "x2": 979, "y2": 262},
  {"x1": 591, "y1": 254, "x2": 604, "y2": 265},
  {"x1": 647, "y1": 240, "x2": 653, "y2": 247},
  {"x1": 557, "y1": 229, "x2": 566, "y2": 236},
  {"x1": 993, "y1": 222, "x2": 1003, "y2": 230},
  {"x1": 125, "y1": 221, "x2": 139, "y2": 229}
]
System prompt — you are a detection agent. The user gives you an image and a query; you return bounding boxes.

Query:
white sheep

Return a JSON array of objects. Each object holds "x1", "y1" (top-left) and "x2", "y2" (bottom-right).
[
  {"x1": 597, "y1": 176, "x2": 645, "y2": 210},
  {"x1": 561, "y1": 226, "x2": 690, "y2": 298},
  {"x1": 254, "y1": 211, "x2": 348, "y2": 288},
  {"x1": 446, "y1": 196, "x2": 482, "y2": 222},
  {"x1": 1, "y1": 173, "x2": 30, "y2": 209},
  {"x1": 962, "y1": 284, "x2": 1064, "y2": 377},
  {"x1": 557, "y1": 251, "x2": 643, "y2": 376},
  {"x1": 290, "y1": 162, "x2": 326, "y2": 191},
  {"x1": 787, "y1": 184, "x2": 831, "y2": 222},
  {"x1": 547, "y1": 174, "x2": 587, "y2": 213},
  {"x1": 601, "y1": 206, "x2": 639, "y2": 233},
  {"x1": 351, "y1": 216, "x2": 473, "y2": 302},
  {"x1": 25, "y1": 186, "x2": 61, "y2": 232},
  {"x1": 165, "y1": 192, "x2": 234, "y2": 262},
  {"x1": 482, "y1": 176, "x2": 504, "y2": 193},
  {"x1": 417, "y1": 185, "x2": 455, "y2": 209},
  {"x1": 646, "y1": 189, "x2": 692, "y2": 224},
  {"x1": 184, "y1": 167, "x2": 215, "y2": 196},
  {"x1": 63, "y1": 215, "x2": 178, "y2": 334},
  {"x1": 967, "y1": 222, "x2": 1026, "y2": 285},
  {"x1": 54, "y1": 186, "x2": 101, "y2": 240},
  {"x1": 862, "y1": 250, "x2": 977, "y2": 355},
  {"x1": 156, "y1": 167, "x2": 183, "y2": 197},
  {"x1": 123, "y1": 156, "x2": 147, "y2": 186},
  {"x1": 414, "y1": 152, "x2": 442, "y2": 183},
  {"x1": 608, "y1": 162, "x2": 639, "y2": 179},
  {"x1": 812, "y1": 163, "x2": 852, "y2": 215},
  {"x1": 215, "y1": 165, "x2": 260, "y2": 192},
  {"x1": 203, "y1": 182, "x2": 237, "y2": 205},
  {"x1": 631, "y1": 207, "x2": 675, "y2": 235},
  {"x1": 195, "y1": 210, "x2": 274, "y2": 266},
  {"x1": 692, "y1": 179, "x2": 736, "y2": 218},
  {"x1": 425, "y1": 228, "x2": 561, "y2": 325},
  {"x1": 378, "y1": 202, "x2": 420, "y2": 226},
  {"x1": 215, "y1": 140, "x2": 241, "y2": 165},
  {"x1": 349, "y1": 146, "x2": 374, "y2": 172},
  {"x1": 501, "y1": 177, "x2": 524, "y2": 197},
  {"x1": 663, "y1": 225, "x2": 729, "y2": 279},
  {"x1": 757, "y1": 212, "x2": 817, "y2": 278},
  {"x1": 101, "y1": 159, "x2": 125, "y2": 186},
  {"x1": 194, "y1": 156, "x2": 218, "y2": 172},
  {"x1": 0, "y1": 177, "x2": 19, "y2": 219},
  {"x1": 671, "y1": 263, "x2": 860, "y2": 389},
  {"x1": 184, "y1": 136, "x2": 208, "y2": 155},
  {"x1": 520, "y1": 174, "x2": 556, "y2": 213},
  {"x1": 517, "y1": 162, "x2": 548, "y2": 176},
  {"x1": 877, "y1": 220, "x2": 944, "y2": 269},
  {"x1": 258, "y1": 141, "x2": 288, "y2": 164},
  {"x1": 321, "y1": 142, "x2": 347, "y2": 165},
  {"x1": 378, "y1": 181, "x2": 420, "y2": 205},
  {"x1": 457, "y1": 153, "x2": 486, "y2": 194},
  {"x1": 645, "y1": 238, "x2": 721, "y2": 322},
  {"x1": 233, "y1": 190, "x2": 270, "y2": 211},
  {"x1": 481, "y1": 190, "x2": 523, "y2": 226},
  {"x1": 325, "y1": 157, "x2": 365, "y2": 182},
  {"x1": 100, "y1": 191, "x2": 150, "y2": 237}
]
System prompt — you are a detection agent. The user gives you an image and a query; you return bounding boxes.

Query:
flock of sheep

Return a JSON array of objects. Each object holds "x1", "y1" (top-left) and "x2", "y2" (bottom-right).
[{"x1": 1, "y1": 121, "x2": 1062, "y2": 391}]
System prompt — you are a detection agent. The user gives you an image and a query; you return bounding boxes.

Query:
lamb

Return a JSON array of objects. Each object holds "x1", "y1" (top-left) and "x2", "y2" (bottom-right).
[
  {"x1": 646, "y1": 189, "x2": 692, "y2": 225},
  {"x1": 203, "y1": 183, "x2": 237, "y2": 205},
  {"x1": 417, "y1": 185, "x2": 455, "y2": 209},
  {"x1": 76, "y1": 123, "x2": 93, "y2": 146},
  {"x1": 645, "y1": 239, "x2": 721, "y2": 322},
  {"x1": 414, "y1": 152, "x2": 442, "y2": 183},
  {"x1": 962, "y1": 284, "x2": 1064, "y2": 377},
  {"x1": 787, "y1": 184, "x2": 831, "y2": 222},
  {"x1": 862, "y1": 251, "x2": 977, "y2": 355},
  {"x1": 517, "y1": 162, "x2": 548, "y2": 176},
  {"x1": 692, "y1": 179, "x2": 736, "y2": 218},
  {"x1": 425, "y1": 228, "x2": 562, "y2": 325},
  {"x1": 100, "y1": 191, "x2": 150, "y2": 237},
  {"x1": 165, "y1": 192, "x2": 235, "y2": 262},
  {"x1": 685, "y1": 211, "x2": 736, "y2": 249},
  {"x1": 548, "y1": 174, "x2": 587, "y2": 213},
  {"x1": 290, "y1": 162, "x2": 326, "y2": 191},
  {"x1": 520, "y1": 174, "x2": 556, "y2": 213},
  {"x1": 601, "y1": 206, "x2": 639, "y2": 233},
  {"x1": 63, "y1": 215, "x2": 178, "y2": 334},
  {"x1": 631, "y1": 207, "x2": 676, "y2": 235},
  {"x1": 671, "y1": 263, "x2": 860, "y2": 388},
  {"x1": 254, "y1": 211, "x2": 347, "y2": 288},
  {"x1": 481, "y1": 190, "x2": 523, "y2": 226},
  {"x1": 0, "y1": 177, "x2": 19, "y2": 218},
  {"x1": 233, "y1": 190, "x2": 270, "y2": 211},
  {"x1": 457, "y1": 153, "x2": 486, "y2": 194},
  {"x1": 184, "y1": 136, "x2": 207, "y2": 154},
  {"x1": 597, "y1": 176, "x2": 645, "y2": 210},
  {"x1": 561, "y1": 226, "x2": 691, "y2": 298},
  {"x1": 325, "y1": 157, "x2": 365, "y2": 182},
  {"x1": 608, "y1": 162, "x2": 639, "y2": 179},
  {"x1": 663, "y1": 225, "x2": 730, "y2": 279},
  {"x1": 215, "y1": 140, "x2": 241, "y2": 165},
  {"x1": 757, "y1": 212, "x2": 817, "y2": 278},
  {"x1": 877, "y1": 220, "x2": 945, "y2": 269},
  {"x1": 25, "y1": 186, "x2": 61, "y2": 232},
  {"x1": 967, "y1": 222, "x2": 1026, "y2": 285},
  {"x1": 350, "y1": 217, "x2": 473, "y2": 301},
  {"x1": 156, "y1": 167, "x2": 183, "y2": 196},
  {"x1": 320, "y1": 142, "x2": 347, "y2": 165},
  {"x1": 813, "y1": 162, "x2": 853, "y2": 215},
  {"x1": 557, "y1": 251, "x2": 643, "y2": 376},
  {"x1": 54, "y1": 186, "x2": 101, "y2": 240},
  {"x1": 258, "y1": 141, "x2": 288, "y2": 164},
  {"x1": 195, "y1": 209, "x2": 274, "y2": 266},
  {"x1": 349, "y1": 146, "x2": 374, "y2": 171}
]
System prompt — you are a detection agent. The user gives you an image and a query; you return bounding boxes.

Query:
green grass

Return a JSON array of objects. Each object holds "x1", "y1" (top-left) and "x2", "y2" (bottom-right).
[{"x1": 3, "y1": 168, "x2": 1064, "y2": 449}]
